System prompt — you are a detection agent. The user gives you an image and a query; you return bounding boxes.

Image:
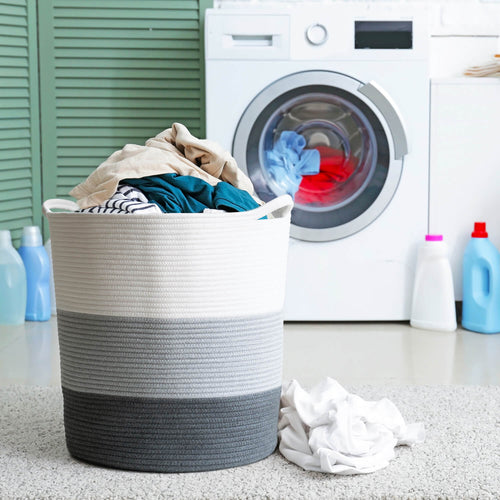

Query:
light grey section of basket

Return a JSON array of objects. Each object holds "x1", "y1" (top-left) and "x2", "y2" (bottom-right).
[
  {"x1": 57, "y1": 310, "x2": 283, "y2": 399},
  {"x1": 44, "y1": 197, "x2": 292, "y2": 320}
]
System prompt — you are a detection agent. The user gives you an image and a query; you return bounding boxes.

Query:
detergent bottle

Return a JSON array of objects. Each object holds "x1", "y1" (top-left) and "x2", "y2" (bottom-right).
[
  {"x1": 17, "y1": 226, "x2": 51, "y2": 321},
  {"x1": 0, "y1": 230, "x2": 27, "y2": 325},
  {"x1": 462, "y1": 222, "x2": 500, "y2": 334},
  {"x1": 410, "y1": 235, "x2": 457, "y2": 332}
]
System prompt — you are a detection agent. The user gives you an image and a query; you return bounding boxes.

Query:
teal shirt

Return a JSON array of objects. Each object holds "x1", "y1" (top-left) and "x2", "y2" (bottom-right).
[{"x1": 124, "y1": 174, "x2": 260, "y2": 214}]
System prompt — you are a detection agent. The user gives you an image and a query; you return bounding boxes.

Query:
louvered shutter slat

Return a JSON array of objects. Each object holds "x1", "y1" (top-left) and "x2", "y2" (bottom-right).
[
  {"x1": 40, "y1": 0, "x2": 206, "y2": 204},
  {"x1": 0, "y1": 0, "x2": 40, "y2": 245}
]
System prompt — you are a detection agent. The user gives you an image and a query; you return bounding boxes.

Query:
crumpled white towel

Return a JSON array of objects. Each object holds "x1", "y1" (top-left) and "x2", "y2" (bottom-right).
[{"x1": 278, "y1": 378, "x2": 425, "y2": 475}]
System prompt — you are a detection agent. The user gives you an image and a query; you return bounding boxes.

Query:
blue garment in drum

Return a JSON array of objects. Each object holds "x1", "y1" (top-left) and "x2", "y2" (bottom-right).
[
  {"x1": 265, "y1": 131, "x2": 320, "y2": 197},
  {"x1": 124, "y1": 174, "x2": 260, "y2": 213}
]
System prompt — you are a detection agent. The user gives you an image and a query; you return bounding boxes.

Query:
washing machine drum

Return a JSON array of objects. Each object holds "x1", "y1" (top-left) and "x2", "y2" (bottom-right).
[{"x1": 232, "y1": 70, "x2": 408, "y2": 242}]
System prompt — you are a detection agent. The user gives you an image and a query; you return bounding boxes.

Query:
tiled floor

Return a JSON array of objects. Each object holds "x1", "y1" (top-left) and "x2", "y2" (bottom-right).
[{"x1": 1, "y1": 317, "x2": 499, "y2": 388}]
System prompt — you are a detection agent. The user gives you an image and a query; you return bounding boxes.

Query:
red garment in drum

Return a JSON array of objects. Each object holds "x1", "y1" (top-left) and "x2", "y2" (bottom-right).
[{"x1": 295, "y1": 145, "x2": 357, "y2": 204}]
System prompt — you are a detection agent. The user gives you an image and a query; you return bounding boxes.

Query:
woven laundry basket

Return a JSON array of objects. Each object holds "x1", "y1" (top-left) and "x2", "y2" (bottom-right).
[{"x1": 43, "y1": 195, "x2": 293, "y2": 473}]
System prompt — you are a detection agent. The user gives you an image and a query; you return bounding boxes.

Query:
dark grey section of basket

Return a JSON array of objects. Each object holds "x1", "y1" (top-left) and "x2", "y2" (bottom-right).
[{"x1": 62, "y1": 386, "x2": 281, "y2": 472}]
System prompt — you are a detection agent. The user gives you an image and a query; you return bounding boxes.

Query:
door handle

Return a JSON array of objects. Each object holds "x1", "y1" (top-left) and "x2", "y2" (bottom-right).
[{"x1": 359, "y1": 81, "x2": 408, "y2": 160}]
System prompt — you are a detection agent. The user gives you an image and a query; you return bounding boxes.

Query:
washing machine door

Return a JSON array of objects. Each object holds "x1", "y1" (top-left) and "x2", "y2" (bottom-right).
[{"x1": 233, "y1": 70, "x2": 408, "y2": 242}]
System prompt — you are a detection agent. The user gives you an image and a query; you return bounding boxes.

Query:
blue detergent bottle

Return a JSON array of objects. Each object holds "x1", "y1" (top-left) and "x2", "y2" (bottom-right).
[
  {"x1": 0, "y1": 230, "x2": 27, "y2": 325},
  {"x1": 17, "y1": 226, "x2": 51, "y2": 322},
  {"x1": 462, "y1": 222, "x2": 500, "y2": 334}
]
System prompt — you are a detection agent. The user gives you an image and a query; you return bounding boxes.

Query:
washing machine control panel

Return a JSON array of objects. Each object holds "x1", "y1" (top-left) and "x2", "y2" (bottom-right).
[
  {"x1": 206, "y1": 5, "x2": 428, "y2": 61},
  {"x1": 306, "y1": 23, "x2": 328, "y2": 46},
  {"x1": 354, "y1": 21, "x2": 413, "y2": 50}
]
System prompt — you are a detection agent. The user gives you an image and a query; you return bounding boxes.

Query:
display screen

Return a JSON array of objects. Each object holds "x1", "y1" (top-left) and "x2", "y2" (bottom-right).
[{"x1": 355, "y1": 21, "x2": 412, "y2": 49}]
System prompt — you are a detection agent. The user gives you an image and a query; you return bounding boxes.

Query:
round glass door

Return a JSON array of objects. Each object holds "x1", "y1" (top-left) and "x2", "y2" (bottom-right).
[{"x1": 233, "y1": 71, "x2": 407, "y2": 241}]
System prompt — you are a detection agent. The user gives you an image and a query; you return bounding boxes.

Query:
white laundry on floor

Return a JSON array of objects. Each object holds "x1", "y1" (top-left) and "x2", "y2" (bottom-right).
[{"x1": 278, "y1": 378, "x2": 425, "y2": 475}]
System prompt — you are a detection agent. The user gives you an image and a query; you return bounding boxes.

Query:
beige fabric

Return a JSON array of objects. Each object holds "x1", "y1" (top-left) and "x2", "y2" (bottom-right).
[
  {"x1": 147, "y1": 123, "x2": 256, "y2": 197},
  {"x1": 70, "y1": 123, "x2": 258, "y2": 209}
]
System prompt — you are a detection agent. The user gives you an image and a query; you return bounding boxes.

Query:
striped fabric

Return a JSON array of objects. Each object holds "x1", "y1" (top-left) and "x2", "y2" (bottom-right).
[
  {"x1": 45, "y1": 196, "x2": 292, "y2": 472},
  {"x1": 79, "y1": 184, "x2": 161, "y2": 214}
]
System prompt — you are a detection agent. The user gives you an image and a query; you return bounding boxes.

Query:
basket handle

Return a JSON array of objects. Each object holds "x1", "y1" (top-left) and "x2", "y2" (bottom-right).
[
  {"x1": 42, "y1": 195, "x2": 294, "y2": 219},
  {"x1": 42, "y1": 199, "x2": 80, "y2": 217},
  {"x1": 246, "y1": 194, "x2": 294, "y2": 220}
]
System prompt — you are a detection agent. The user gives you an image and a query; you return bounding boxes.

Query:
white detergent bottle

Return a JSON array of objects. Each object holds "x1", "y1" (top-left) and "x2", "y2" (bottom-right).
[{"x1": 410, "y1": 234, "x2": 457, "y2": 332}]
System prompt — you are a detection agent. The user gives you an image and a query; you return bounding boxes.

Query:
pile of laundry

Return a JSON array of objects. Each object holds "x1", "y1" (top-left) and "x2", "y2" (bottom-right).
[
  {"x1": 464, "y1": 55, "x2": 500, "y2": 77},
  {"x1": 279, "y1": 378, "x2": 425, "y2": 475},
  {"x1": 265, "y1": 131, "x2": 357, "y2": 202},
  {"x1": 69, "y1": 123, "x2": 263, "y2": 214}
]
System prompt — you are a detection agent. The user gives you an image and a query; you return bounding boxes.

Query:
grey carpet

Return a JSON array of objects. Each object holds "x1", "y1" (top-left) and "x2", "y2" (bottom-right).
[{"x1": 1, "y1": 384, "x2": 499, "y2": 500}]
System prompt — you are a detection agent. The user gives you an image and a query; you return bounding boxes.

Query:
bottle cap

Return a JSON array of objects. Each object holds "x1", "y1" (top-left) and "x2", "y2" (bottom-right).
[
  {"x1": 425, "y1": 234, "x2": 443, "y2": 242},
  {"x1": 20, "y1": 226, "x2": 43, "y2": 247},
  {"x1": 0, "y1": 230, "x2": 12, "y2": 247},
  {"x1": 471, "y1": 222, "x2": 488, "y2": 238}
]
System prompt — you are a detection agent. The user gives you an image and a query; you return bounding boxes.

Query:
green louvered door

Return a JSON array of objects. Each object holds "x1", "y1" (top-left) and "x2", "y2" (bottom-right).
[
  {"x1": 0, "y1": 0, "x2": 209, "y2": 240},
  {"x1": 0, "y1": 0, "x2": 41, "y2": 245},
  {"x1": 38, "y1": 0, "x2": 210, "y2": 208}
]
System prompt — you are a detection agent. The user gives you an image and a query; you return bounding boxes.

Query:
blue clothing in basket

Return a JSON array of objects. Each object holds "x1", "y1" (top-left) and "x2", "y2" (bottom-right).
[{"x1": 124, "y1": 173, "x2": 260, "y2": 213}]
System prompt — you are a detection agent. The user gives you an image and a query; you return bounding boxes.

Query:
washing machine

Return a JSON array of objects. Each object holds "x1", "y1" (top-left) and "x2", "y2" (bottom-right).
[{"x1": 205, "y1": 2, "x2": 430, "y2": 321}]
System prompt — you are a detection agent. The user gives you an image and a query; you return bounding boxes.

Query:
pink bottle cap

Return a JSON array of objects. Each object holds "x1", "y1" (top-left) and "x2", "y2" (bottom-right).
[{"x1": 425, "y1": 234, "x2": 443, "y2": 241}]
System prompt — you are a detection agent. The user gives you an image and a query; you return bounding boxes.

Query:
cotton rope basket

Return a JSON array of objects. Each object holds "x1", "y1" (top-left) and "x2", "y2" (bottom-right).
[{"x1": 43, "y1": 195, "x2": 293, "y2": 473}]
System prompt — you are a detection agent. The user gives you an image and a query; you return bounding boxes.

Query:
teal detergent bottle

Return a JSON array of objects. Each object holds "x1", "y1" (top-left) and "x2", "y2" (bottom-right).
[
  {"x1": 18, "y1": 226, "x2": 51, "y2": 322},
  {"x1": 462, "y1": 222, "x2": 500, "y2": 334},
  {"x1": 0, "y1": 230, "x2": 27, "y2": 325}
]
